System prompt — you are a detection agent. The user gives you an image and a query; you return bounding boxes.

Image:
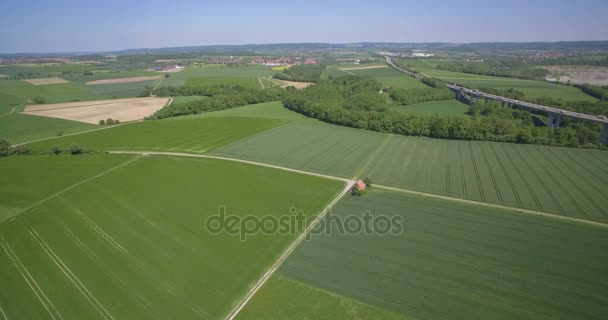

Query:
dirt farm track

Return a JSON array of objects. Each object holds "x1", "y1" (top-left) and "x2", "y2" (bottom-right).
[{"x1": 22, "y1": 97, "x2": 171, "y2": 124}]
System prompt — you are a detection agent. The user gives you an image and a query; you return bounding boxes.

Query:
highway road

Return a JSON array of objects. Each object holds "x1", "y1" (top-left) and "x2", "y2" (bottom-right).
[{"x1": 384, "y1": 55, "x2": 608, "y2": 125}]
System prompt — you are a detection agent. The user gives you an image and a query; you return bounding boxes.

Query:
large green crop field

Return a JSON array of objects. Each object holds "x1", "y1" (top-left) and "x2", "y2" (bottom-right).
[
  {"x1": 212, "y1": 121, "x2": 388, "y2": 178},
  {"x1": 26, "y1": 116, "x2": 284, "y2": 153},
  {"x1": 277, "y1": 189, "x2": 608, "y2": 320},
  {"x1": 412, "y1": 67, "x2": 594, "y2": 101},
  {"x1": 237, "y1": 276, "x2": 411, "y2": 320},
  {"x1": 0, "y1": 154, "x2": 343, "y2": 319},
  {"x1": 0, "y1": 113, "x2": 96, "y2": 144},
  {"x1": 161, "y1": 65, "x2": 275, "y2": 87},
  {"x1": 362, "y1": 135, "x2": 608, "y2": 222},
  {"x1": 347, "y1": 66, "x2": 427, "y2": 89},
  {"x1": 393, "y1": 99, "x2": 470, "y2": 116}
]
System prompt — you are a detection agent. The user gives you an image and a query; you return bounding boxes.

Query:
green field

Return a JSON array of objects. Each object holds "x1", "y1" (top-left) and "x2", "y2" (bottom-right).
[
  {"x1": 86, "y1": 80, "x2": 158, "y2": 98},
  {"x1": 278, "y1": 189, "x2": 608, "y2": 320},
  {"x1": 321, "y1": 65, "x2": 352, "y2": 79},
  {"x1": 347, "y1": 66, "x2": 427, "y2": 89},
  {"x1": 0, "y1": 113, "x2": 96, "y2": 144},
  {"x1": 162, "y1": 65, "x2": 275, "y2": 87},
  {"x1": 212, "y1": 121, "x2": 388, "y2": 178},
  {"x1": 26, "y1": 116, "x2": 284, "y2": 153},
  {"x1": 0, "y1": 155, "x2": 343, "y2": 319},
  {"x1": 186, "y1": 76, "x2": 260, "y2": 89},
  {"x1": 237, "y1": 276, "x2": 411, "y2": 320},
  {"x1": 0, "y1": 154, "x2": 133, "y2": 222},
  {"x1": 393, "y1": 99, "x2": 470, "y2": 116},
  {"x1": 412, "y1": 67, "x2": 594, "y2": 101},
  {"x1": 198, "y1": 101, "x2": 309, "y2": 121},
  {"x1": 0, "y1": 80, "x2": 105, "y2": 104},
  {"x1": 362, "y1": 135, "x2": 608, "y2": 222}
]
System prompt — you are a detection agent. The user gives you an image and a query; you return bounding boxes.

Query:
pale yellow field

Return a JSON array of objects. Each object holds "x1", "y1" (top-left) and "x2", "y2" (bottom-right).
[
  {"x1": 0, "y1": 74, "x2": 8, "y2": 77},
  {"x1": 339, "y1": 65, "x2": 388, "y2": 71},
  {"x1": 271, "y1": 78, "x2": 314, "y2": 89},
  {"x1": 23, "y1": 77, "x2": 69, "y2": 85},
  {"x1": 85, "y1": 76, "x2": 162, "y2": 85},
  {"x1": 22, "y1": 97, "x2": 171, "y2": 124}
]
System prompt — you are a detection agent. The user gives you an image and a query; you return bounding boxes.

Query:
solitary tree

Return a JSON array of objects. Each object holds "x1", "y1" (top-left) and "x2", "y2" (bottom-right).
[
  {"x1": 99, "y1": 119, "x2": 106, "y2": 125},
  {"x1": 51, "y1": 145, "x2": 61, "y2": 155},
  {"x1": 69, "y1": 144, "x2": 83, "y2": 155},
  {"x1": 33, "y1": 96, "x2": 46, "y2": 104}
]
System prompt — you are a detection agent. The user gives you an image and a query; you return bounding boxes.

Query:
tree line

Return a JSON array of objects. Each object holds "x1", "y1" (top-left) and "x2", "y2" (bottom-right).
[
  {"x1": 146, "y1": 85, "x2": 285, "y2": 119},
  {"x1": 282, "y1": 76, "x2": 604, "y2": 148}
]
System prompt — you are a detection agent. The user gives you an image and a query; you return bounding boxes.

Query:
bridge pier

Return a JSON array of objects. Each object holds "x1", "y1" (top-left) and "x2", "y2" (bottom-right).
[
  {"x1": 600, "y1": 124, "x2": 608, "y2": 145},
  {"x1": 485, "y1": 97, "x2": 489, "y2": 104},
  {"x1": 469, "y1": 94, "x2": 476, "y2": 105},
  {"x1": 548, "y1": 113, "x2": 555, "y2": 128},
  {"x1": 501, "y1": 101, "x2": 505, "y2": 108},
  {"x1": 554, "y1": 114, "x2": 562, "y2": 128}
]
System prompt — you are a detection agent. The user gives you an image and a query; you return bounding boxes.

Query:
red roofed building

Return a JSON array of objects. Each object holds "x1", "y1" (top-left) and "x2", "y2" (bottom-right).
[{"x1": 355, "y1": 180, "x2": 366, "y2": 191}]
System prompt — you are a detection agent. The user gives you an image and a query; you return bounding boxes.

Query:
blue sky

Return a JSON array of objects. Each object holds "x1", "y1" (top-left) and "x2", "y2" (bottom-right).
[{"x1": 1, "y1": 0, "x2": 607, "y2": 53}]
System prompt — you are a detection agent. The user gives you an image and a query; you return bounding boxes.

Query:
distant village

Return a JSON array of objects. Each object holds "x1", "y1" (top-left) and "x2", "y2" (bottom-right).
[{"x1": 204, "y1": 56, "x2": 318, "y2": 67}]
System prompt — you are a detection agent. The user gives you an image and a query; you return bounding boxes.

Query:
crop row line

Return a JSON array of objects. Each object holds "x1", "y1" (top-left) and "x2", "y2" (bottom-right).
[
  {"x1": 467, "y1": 143, "x2": 486, "y2": 202},
  {"x1": 496, "y1": 145, "x2": 540, "y2": 209},
  {"x1": 522, "y1": 147, "x2": 585, "y2": 217},
  {"x1": 511, "y1": 146, "x2": 565, "y2": 214},
  {"x1": 0, "y1": 233, "x2": 63, "y2": 320},
  {"x1": 479, "y1": 144, "x2": 504, "y2": 205}
]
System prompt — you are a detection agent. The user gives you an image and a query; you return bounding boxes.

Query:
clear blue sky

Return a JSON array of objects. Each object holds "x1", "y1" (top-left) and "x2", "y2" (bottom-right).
[{"x1": 1, "y1": 0, "x2": 607, "y2": 53}]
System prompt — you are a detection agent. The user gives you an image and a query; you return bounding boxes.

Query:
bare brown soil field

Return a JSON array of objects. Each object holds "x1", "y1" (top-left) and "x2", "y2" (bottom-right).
[
  {"x1": 23, "y1": 77, "x2": 69, "y2": 85},
  {"x1": 545, "y1": 65, "x2": 608, "y2": 86},
  {"x1": 340, "y1": 65, "x2": 388, "y2": 71},
  {"x1": 22, "y1": 97, "x2": 170, "y2": 124},
  {"x1": 85, "y1": 76, "x2": 162, "y2": 85}
]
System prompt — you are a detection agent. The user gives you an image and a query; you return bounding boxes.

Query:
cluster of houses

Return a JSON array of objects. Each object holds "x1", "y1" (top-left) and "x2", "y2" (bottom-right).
[
  {"x1": 335, "y1": 58, "x2": 361, "y2": 65},
  {"x1": 250, "y1": 56, "x2": 317, "y2": 67},
  {"x1": 147, "y1": 64, "x2": 185, "y2": 72}
]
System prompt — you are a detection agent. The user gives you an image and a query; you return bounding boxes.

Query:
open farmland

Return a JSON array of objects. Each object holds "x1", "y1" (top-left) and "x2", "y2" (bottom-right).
[
  {"x1": 161, "y1": 65, "x2": 275, "y2": 87},
  {"x1": 237, "y1": 276, "x2": 411, "y2": 320},
  {"x1": 26, "y1": 116, "x2": 284, "y2": 153},
  {"x1": 0, "y1": 113, "x2": 95, "y2": 144},
  {"x1": 347, "y1": 66, "x2": 427, "y2": 89},
  {"x1": 361, "y1": 136, "x2": 608, "y2": 222},
  {"x1": 0, "y1": 154, "x2": 133, "y2": 222},
  {"x1": 393, "y1": 99, "x2": 469, "y2": 116},
  {"x1": 23, "y1": 77, "x2": 70, "y2": 85},
  {"x1": 277, "y1": 189, "x2": 608, "y2": 320},
  {"x1": 0, "y1": 154, "x2": 343, "y2": 319},
  {"x1": 212, "y1": 121, "x2": 388, "y2": 178},
  {"x1": 412, "y1": 67, "x2": 595, "y2": 101},
  {"x1": 22, "y1": 97, "x2": 171, "y2": 124},
  {"x1": 0, "y1": 80, "x2": 105, "y2": 104},
  {"x1": 85, "y1": 76, "x2": 162, "y2": 85}
]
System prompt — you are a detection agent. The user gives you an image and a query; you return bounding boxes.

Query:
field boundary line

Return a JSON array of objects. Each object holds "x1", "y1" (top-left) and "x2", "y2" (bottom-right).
[
  {"x1": 108, "y1": 151, "x2": 351, "y2": 183},
  {"x1": 224, "y1": 180, "x2": 355, "y2": 320},
  {"x1": 374, "y1": 184, "x2": 608, "y2": 229},
  {"x1": 353, "y1": 134, "x2": 392, "y2": 179},
  {"x1": 0, "y1": 106, "x2": 17, "y2": 117},
  {"x1": 12, "y1": 120, "x2": 142, "y2": 147},
  {"x1": 10, "y1": 156, "x2": 143, "y2": 219}
]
